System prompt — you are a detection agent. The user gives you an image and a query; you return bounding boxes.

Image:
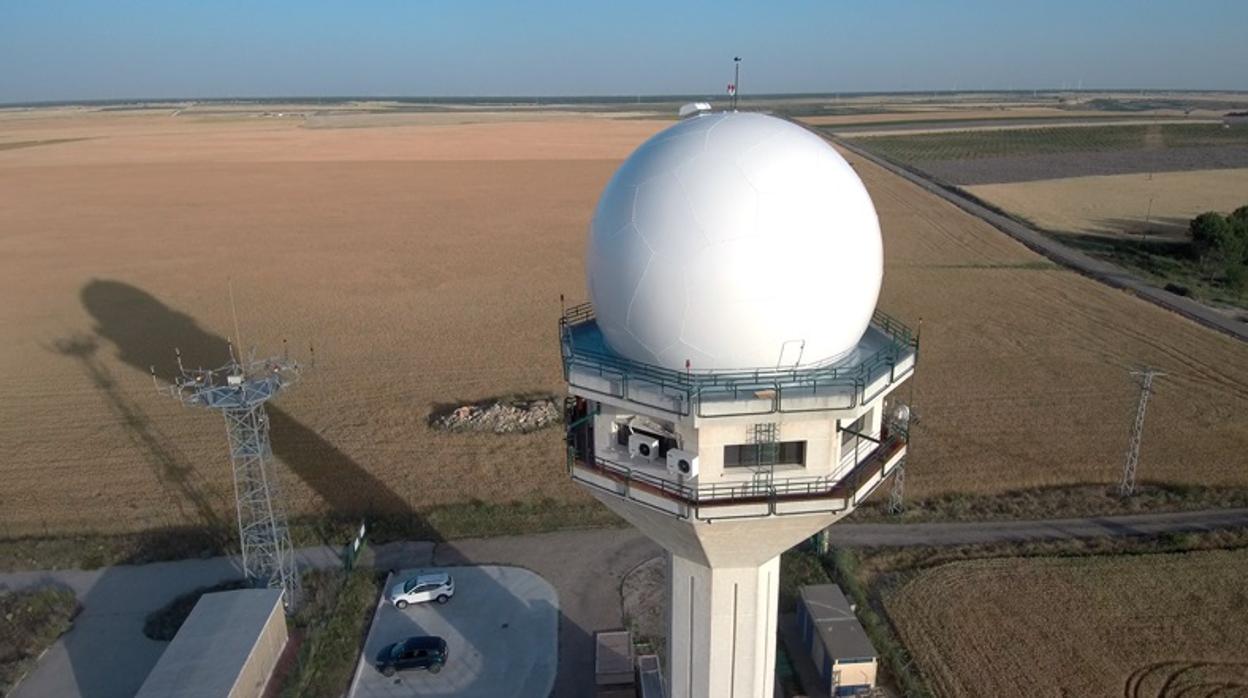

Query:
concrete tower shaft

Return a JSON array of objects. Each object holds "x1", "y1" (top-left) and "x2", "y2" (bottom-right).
[{"x1": 590, "y1": 490, "x2": 849, "y2": 697}]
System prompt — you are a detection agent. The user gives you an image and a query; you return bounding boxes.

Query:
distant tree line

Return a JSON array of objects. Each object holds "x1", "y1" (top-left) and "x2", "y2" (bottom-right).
[{"x1": 1189, "y1": 205, "x2": 1248, "y2": 291}]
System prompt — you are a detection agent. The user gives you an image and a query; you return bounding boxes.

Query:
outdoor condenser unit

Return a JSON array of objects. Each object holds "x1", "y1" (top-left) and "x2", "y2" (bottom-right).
[
  {"x1": 666, "y1": 448, "x2": 699, "y2": 477},
  {"x1": 628, "y1": 433, "x2": 661, "y2": 461}
]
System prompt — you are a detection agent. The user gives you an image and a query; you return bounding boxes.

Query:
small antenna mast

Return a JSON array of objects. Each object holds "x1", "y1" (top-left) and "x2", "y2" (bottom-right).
[
  {"x1": 229, "y1": 279, "x2": 245, "y2": 356},
  {"x1": 732, "y1": 56, "x2": 742, "y2": 111}
]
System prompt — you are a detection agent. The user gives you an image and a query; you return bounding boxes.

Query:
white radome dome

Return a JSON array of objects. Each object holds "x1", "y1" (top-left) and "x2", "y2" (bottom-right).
[{"x1": 586, "y1": 112, "x2": 883, "y2": 371}]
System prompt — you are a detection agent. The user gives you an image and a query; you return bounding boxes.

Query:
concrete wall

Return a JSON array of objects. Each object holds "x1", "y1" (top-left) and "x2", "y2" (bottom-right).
[
  {"x1": 695, "y1": 413, "x2": 835, "y2": 482},
  {"x1": 230, "y1": 599, "x2": 287, "y2": 698},
  {"x1": 832, "y1": 659, "x2": 877, "y2": 695},
  {"x1": 136, "y1": 589, "x2": 287, "y2": 698},
  {"x1": 666, "y1": 555, "x2": 781, "y2": 698}
]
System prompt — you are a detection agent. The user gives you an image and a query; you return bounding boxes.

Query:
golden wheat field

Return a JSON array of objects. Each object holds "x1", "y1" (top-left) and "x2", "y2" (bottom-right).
[
  {"x1": 965, "y1": 168, "x2": 1248, "y2": 238},
  {"x1": 884, "y1": 550, "x2": 1248, "y2": 697},
  {"x1": 0, "y1": 108, "x2": 1246, "y2": 538}
]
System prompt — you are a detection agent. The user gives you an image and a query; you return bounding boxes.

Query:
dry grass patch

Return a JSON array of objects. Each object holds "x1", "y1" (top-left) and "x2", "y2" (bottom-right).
[
  {"x1": 884, "y1": 549, "x2": 1248, "y2": 697},
  {"x1": 0, "y1": 586, "x2": 79, "y2": 694}
]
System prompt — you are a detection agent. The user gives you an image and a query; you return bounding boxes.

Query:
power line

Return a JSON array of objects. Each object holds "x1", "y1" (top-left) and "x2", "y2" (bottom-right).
[
  {"x1": 890, "y1": 319, "x2": 921, "y2": 516},
  {"x1": 1120, "y1": 367, "x2": 1163, "y2": 497},
  {"x1": 888, "y1": 457, "x2": 907, "y2": 516}
]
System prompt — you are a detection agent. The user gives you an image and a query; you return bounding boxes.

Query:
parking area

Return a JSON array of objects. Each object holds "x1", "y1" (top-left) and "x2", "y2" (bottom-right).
[{"x1": 349, "y1": 565, "x2": 558, "y2": 698}]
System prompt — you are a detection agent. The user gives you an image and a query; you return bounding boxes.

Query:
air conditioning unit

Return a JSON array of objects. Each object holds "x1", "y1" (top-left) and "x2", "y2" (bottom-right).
[
  {"x1": 666, "y1": 449, "x2": 699, "y2": 478},
  {"x1": 628, "y1": 433, "x2": 661, "y2": 461},
  {"x1": 678, "y1": 102, "x2": 712, "y2": 118}
]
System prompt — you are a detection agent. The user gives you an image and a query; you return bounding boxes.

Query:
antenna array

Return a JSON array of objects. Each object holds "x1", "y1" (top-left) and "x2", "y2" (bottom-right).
[{"x1": 155, "y1": 341, "x2": 304, "y2": 607}]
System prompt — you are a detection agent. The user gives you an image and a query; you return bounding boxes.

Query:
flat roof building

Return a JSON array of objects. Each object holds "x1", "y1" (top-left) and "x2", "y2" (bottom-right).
[
  {"x1": 797, "y1": 584, "x2": 877, "y2": 697},
  {"x1": 136, "y1": 588, "x2": 287, "y2": 698}
]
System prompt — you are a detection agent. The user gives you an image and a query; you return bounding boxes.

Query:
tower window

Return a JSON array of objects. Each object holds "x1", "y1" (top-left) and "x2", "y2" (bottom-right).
[
  {"x1": 724, "y1": 441, "x2": 806, "y2": 467},
  {"x1": 840, "y1": 412, "x2": 871, "y2": 447}
]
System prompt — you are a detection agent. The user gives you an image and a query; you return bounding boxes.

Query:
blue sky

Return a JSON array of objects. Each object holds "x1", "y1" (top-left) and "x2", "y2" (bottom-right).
[{"x1": 2, "y1": 1, "x2": 1245, "y2": 103}]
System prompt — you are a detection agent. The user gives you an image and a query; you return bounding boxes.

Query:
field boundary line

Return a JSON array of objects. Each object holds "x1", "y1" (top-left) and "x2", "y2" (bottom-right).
[
  {"x1": 826, "y1": 507, "x2": 1248, "y2": 547},
  {"x1": 832, "y1": 136, "x2": 1248, "y2": 343}
]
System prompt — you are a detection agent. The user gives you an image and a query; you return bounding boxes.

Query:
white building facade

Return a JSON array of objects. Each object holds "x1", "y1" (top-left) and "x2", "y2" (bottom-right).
[{"x1": 563, "y1": 305, "x2": 915, "y2": 697}]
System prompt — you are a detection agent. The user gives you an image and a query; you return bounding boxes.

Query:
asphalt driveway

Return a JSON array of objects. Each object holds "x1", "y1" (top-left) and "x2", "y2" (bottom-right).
[{"x1": 349, "y1": 566, "x2": 558, "y2": 698}]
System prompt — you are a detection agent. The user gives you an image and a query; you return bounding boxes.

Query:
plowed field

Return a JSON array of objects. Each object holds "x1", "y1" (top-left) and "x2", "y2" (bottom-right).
[
  {"x1": 885, "y1": 550, "x2": 1248, "y2": 697},
  {"x1": 1, "y1": 109, "x2": 1246, "y2": 538}
]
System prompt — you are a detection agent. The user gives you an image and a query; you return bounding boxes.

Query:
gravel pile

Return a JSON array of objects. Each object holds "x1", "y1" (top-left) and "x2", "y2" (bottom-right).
[{"x1": 431, "y1": 397, "x2": 561, "y2": 434}]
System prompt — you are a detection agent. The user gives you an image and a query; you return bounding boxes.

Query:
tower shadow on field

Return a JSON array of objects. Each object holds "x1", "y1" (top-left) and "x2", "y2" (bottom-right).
[
  {"x1": 78, "y1": 279, "x2": 429, "y2": 541},
  {"x1": 72, "y1": 280, "x2": 597, "y2": 698},
  {"x1": 48, "y1": 333, "x2": 227, "y2": 539}
]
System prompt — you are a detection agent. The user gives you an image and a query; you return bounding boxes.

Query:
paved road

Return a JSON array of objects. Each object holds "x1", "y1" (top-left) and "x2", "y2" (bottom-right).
[
  {"x1": 4, "y1": 510, "x2": 1247, "y2": 697},
  {"x1": 1, "y1": 530, "x2": 658, "y2": 698},
  {"x1": 825, "y1": 116, "x2": 1223, "y2": 135},
  {"x1": 835, "y1": 138, "x2": 1248, "y2": 343},
  {"x1": 4, "y1": 557, "x2": 245, "y2": 698},
  {"x1": 828, "y1": 507, "x2": 1248, "y2": 547}
]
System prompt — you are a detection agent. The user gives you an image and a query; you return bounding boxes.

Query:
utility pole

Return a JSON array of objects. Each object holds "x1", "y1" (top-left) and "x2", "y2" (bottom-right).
[
  {"x1": 890, "y1": 318, "x2": 921, "y2": 516},
  {"x1": 1142, "y1": 195, "x2": 1154, "y2": 243},
  {"x1": 1120, "y1": 367, "x2": 1163, "y2": 497}
]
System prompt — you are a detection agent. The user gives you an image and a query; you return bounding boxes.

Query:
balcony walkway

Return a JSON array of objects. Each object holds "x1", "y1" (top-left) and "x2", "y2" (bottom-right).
[{"x1": 569, "y1": 432, "x2": 906, "y2": 519}]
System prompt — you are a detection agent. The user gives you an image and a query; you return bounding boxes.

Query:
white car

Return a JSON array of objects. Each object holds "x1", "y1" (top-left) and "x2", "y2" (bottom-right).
[{"x1": 388, "y1": 571, "x2": 455, "y2": 609}]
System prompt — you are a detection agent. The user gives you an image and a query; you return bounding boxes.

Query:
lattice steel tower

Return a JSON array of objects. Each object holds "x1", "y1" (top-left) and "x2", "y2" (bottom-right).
[
  {"x1": 156, "y1": 344, "x2": 303, "y2": 607},
  {"x1": 1120, "y1": 367, "x2": 1163, "y2": 497}
]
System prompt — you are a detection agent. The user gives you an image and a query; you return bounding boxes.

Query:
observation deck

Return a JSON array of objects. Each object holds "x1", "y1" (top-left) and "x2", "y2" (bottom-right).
[
  {"x1": 559, "y1": 303, "x2": 918, "y2": 419},
  {"x1": 561, "y1": 303, "x2": 915, "y2": 520},
  {"x1": 567, "y1": 424, "x2": 906, "y2": 521}
]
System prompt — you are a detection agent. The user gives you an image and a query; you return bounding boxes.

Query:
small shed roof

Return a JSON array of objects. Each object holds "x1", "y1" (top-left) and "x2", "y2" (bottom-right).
[
  {"x1": 136, "y1": 588, "x2": 283, "y2": 698},
  {"x1": 595, "y1": 629, "x2": 635, "y2": 685},
  {"x1": 800, "y1": 584, "x2": 876, "y2": 661}
]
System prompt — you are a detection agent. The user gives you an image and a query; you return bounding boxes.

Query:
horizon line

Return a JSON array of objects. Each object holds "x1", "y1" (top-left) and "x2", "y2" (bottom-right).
[{"x1": 5, "y1": 87, "x2": 1248, "y2": 110}]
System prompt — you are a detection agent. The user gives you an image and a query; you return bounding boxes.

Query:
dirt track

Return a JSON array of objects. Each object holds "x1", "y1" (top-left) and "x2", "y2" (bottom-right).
[{"x1": 1, "y1": 110, "x2": 1246, "y2": 538}]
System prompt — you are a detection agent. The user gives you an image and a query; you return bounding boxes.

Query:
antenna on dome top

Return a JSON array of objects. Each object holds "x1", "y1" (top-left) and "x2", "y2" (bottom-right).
[{"x1": 729, "y1": 56, "x2": 742, "y2": 111}]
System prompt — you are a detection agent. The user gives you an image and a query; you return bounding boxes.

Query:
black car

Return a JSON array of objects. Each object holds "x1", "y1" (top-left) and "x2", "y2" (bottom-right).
[{"x1": 375, "y1": 636, "x2": 448, "y2": 677}]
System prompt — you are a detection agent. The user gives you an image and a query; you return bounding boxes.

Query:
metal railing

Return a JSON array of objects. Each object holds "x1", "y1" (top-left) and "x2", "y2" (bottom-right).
[
  {"x1": 558, "y1": 303, "x2": 918, "y2": 416},
  {"x1": 568, "y1": 430, "x2": 906, "y2": 510}
]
